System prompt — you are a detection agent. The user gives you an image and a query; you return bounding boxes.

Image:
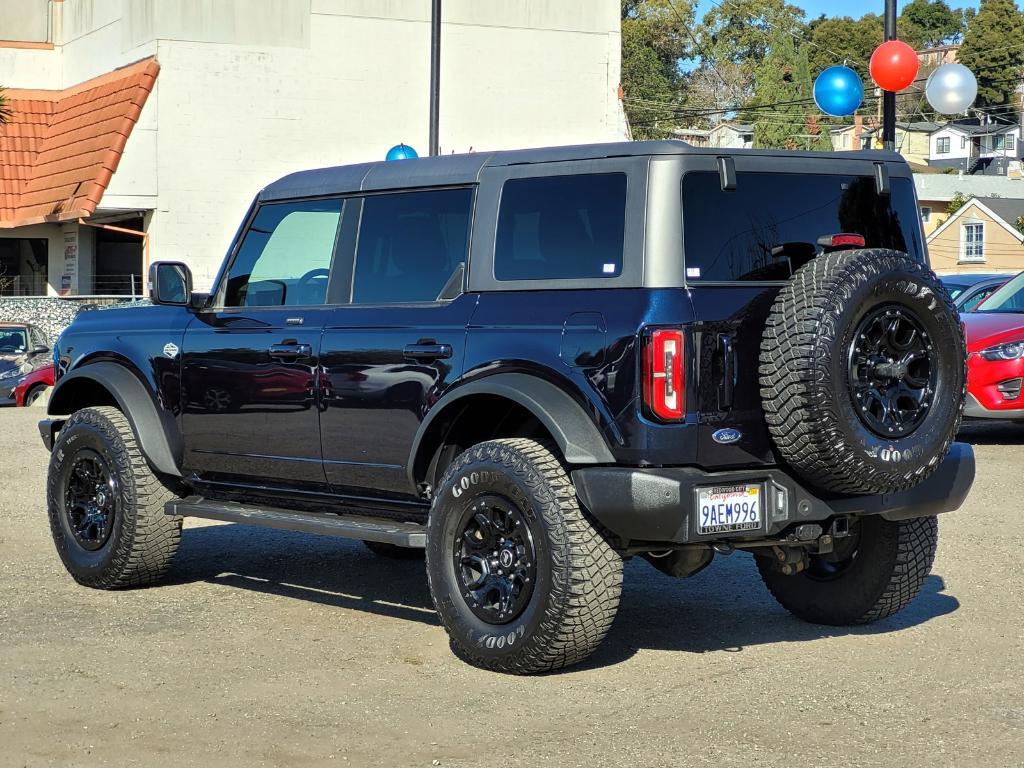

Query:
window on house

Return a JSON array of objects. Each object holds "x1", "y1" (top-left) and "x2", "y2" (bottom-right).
[
  {"x1": 961, "y1": 136, "x2": 968, "y2": 149},
  {"x1": 921, "y1": 207, "x2": 932, "y2": 223},
  {"x1": 962, "y1": 222, "x2": 985, "y2": 262},
  {"x1": 937, "y1": 137, "x2": 950, "y2": 155}
]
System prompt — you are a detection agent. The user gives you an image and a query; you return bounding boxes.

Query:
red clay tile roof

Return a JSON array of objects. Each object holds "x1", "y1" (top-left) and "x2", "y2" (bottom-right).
[{"x1": 0, "y1": 57, "x2": 158, "y2": 228}]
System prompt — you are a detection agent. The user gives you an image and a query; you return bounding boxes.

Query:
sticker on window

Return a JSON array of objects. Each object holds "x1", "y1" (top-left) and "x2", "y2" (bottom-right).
[
  {"x1": 686, "y1": 267, "x2": 701, "y2": 279},
  {"x1": 603, "y1": 263, "x2": 617, "y2": 274}
]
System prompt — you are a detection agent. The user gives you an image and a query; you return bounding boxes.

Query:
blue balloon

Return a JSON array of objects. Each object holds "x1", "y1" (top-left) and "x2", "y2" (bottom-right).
[
  {"x1": 385, "y1": 143, "x2": 419, "y2": 161},
  {"x1": 813, "y1": 66, "x2": 864, "y2": 117}
]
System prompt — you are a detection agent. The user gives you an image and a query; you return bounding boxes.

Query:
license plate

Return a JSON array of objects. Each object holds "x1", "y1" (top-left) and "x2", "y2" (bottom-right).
[{"x1": 696, "y1": 484, "x2": 762, "y2": 535}]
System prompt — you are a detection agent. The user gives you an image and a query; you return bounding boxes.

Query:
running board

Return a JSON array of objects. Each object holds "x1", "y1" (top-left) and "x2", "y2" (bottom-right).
[{"x1": 166, "y1": 497, "x2": 426, "y2": 547}]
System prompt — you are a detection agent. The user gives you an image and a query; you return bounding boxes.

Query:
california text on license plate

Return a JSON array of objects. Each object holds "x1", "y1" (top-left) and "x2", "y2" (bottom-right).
[{"x1": 697, "y1": 484, "x2": 762, "y2": 535}]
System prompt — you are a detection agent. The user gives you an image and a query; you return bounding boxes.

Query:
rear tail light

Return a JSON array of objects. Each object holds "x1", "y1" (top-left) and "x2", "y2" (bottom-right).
[
  {"x1": 817, "y1": 233, "x2": 866, "y2": 250},
  {"x1": 643, "y1": 328, "x2": 685, "y2": 421}
]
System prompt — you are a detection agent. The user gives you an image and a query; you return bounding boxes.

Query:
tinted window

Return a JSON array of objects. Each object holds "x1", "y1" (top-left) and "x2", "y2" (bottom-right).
[
  {"x1": 962, "y1": 285, "x2": 999, "y2": 312},
  {"x1": 495, "y1": 174, "x2": 627, "y2": 281},
  {"x1": 352, "y1": 188, "x2": 473, "y2": 304},
  {"x1": 224, "y1": 199, "x2": 343, "y2": 307},
  {"x1": 682, "y1": 173, "x2": 925, "y2": 282},
  {"x1": 0, "y1": 328, "x2": 27, "y2": 353},
  {"x1": 976, "y1": 272, "x2": 1024, "y2": 313}
]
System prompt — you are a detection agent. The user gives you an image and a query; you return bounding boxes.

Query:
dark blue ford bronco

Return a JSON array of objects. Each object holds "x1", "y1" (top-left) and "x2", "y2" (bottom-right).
[{"x1": 41, "y1": 141, "x2": 975, "y2": 673}]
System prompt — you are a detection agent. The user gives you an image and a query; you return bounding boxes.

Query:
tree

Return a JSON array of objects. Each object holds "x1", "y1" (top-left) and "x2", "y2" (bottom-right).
[
  {"x1": 0, "y1": 87, "x2": 10, "y2": 125},
  {"x1": 620, "y1": 0, "x2": 695, "y2": 139},
  {"x1": 958, "y1": 0, "x2": 1024, "y2": 112},
  {"x1": 900, "y1": 0, "x2": 969, "y2": 49},
  {"x1": 947, "y1": 191, "x2": 969, "y2": 215},
  {"x1": 804, "y1": 14, "x2": 884, "y2": 82},
  {"x1": 748, "y1": 27, "x2": 831, "y2": 151},
  {"x1": 697, "y1": 0, "x2": 805, "y2": 79}
]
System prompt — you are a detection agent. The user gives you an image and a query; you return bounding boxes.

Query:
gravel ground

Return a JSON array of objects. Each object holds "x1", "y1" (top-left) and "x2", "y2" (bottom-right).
[{"x1": 1, "y1": 408, "x2": 1022, "y2": 768}]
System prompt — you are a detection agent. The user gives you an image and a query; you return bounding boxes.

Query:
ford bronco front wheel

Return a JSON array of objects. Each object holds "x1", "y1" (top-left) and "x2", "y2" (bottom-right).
[
  {"x1": 47, "y1": 406, "x2": 182, "y2": 589},
  {"x1": 425, "y1": 439, "x2": 623, "y2": 674}
]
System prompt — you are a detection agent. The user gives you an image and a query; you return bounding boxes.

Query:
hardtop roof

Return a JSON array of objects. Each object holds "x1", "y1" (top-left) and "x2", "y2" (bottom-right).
[{"x1": 259, "y1": 140, "x2": 905, "y2": 202}]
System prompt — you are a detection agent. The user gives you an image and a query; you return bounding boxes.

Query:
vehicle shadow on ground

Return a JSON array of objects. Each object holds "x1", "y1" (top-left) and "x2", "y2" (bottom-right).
[
  {"x1": 169, "y1": 522, "x2": 959, "y2": 670},
  {"x1": 957, "y1": 421, "x2": 1024, "y2": 446}
]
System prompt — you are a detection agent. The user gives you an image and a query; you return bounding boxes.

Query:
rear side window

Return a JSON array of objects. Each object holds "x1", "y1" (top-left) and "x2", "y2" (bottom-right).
[
  {"x1": 494, "y1": 173, "x2": 627, "y2": 281},
  {"x1": 352, "y1": 188, "x2": 473, "y2": 304},
  {"x1": 224, "y1": 199, "x2": 343, "y2": 307},
  {"x1": 682, "y1": 172, "x2": 925, "y2": 282}
]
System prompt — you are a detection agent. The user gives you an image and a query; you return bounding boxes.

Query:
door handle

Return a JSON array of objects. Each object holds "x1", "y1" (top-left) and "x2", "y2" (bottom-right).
[
  {"x1": 403, "y1": 343, "x2": 453, "y2": 361},
  {"x1": 269, "y1": 343, "x2": 313, "y2": 360}
]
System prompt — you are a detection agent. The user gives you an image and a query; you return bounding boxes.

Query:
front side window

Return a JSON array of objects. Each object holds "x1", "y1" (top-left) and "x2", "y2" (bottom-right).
[
  {"x1": 494, "y1": 173, "x2": 627, "y2": 281},
  {"x1": 682, "y1": 172, "x2": 924, "y2": 282},
  {"x1": 937, "y1": 137, "x2": 950, "y2": 154},
  {"x1": 962, "y1": 223, "x2": 985, "y2": 262},
  {"x1": 351, "y1": 188, "x2": 473, "y2": 304},
  {"x1": 224, "y1": 199, "x2": 343, "y2": 307}
]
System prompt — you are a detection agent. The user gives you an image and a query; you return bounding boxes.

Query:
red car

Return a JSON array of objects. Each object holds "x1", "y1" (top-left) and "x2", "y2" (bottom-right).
[
  {"x1": 13, "y1": 364, "x2": 54, "y2": 407},
  {"x1": 962, "y1": 272, "x2": 1024, "y2": 420}
]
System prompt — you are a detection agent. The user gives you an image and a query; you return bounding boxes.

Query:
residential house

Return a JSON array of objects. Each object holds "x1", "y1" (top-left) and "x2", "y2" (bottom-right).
[
  {"x1": 673, "y1": 127, "x2": 711, "y2": 147},
  {"x1": 862, "y1": 122, "x2": 939, "y2": 165},
  {"x1": 0, "y1": 0, "x2": 624, "y2": 295},
  {"x1": 927, "y1": 196, "x2": 1024, "y2": 274},
  {"x1": 709, "y1": 122, "x2": 754, "y2": 149},
  {"x1": 830, "y1": 119, "x2": 867, "y2": 152},
  {"x1": 914, "y1": 173, "x2": 1024, "y2": 235},
  {"x1": 929, "y1": 121, "x2": 1023, "y2": 176},
  {"x1": 917, "y1": 44, "x2": 960, "y2": 69}
]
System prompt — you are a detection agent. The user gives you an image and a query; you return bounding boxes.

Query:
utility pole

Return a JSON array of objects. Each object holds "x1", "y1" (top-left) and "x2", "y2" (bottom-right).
[
  {"x1": 429, "y1": 0, "x2": 442, "y2": 156},
  {"x1": 883, "y1": 0, "x2": 897, "y2": 150}
]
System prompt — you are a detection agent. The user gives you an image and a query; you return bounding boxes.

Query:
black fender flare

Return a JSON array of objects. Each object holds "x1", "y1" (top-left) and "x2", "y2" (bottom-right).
[
  {"x1": 407, "y1": 372, "x2": 616, "y2": 488},
  {"x1": 48, "y1": 361, "x2": 183, "y2": 477}
]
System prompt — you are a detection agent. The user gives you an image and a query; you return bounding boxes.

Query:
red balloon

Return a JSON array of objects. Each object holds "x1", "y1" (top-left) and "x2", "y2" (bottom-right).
[{"x1": 870, "y1": 40, "x2": 920, "y2": 92}]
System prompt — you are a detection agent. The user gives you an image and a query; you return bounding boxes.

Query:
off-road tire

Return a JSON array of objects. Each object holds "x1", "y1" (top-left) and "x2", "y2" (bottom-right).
[
  {"x1": 757, "y1": 516, "x2": 938, "y2": 625},
  {"x1": 761, "y1": 248, "x2": 965, "y2": 495},
  {"x1": 47, "y1": 406, "x2": 182, "y2": 589},
  {"x1": 425, "y1": 439, "x2": 623, "y2": 674},
  {"x1": 362, "y1": 540, "x2": 424, "y2": 559}
]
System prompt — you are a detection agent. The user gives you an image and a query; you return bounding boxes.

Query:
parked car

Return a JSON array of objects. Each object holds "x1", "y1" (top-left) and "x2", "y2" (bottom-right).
[
  {"x1": 0, "y1": 322, "x2": 51, "y2": 405},
  {"x1": 39, "y1": 142, "x2": 974, "y2": 674},
  {"x1": 939, "y1": 273, "x2": 1013, "y2": 313},
  {"x1": 14, "y1": 364, "x2": 55, "y2": 407},
  {"x1": 961, "y1": 271, "x2": 1024, "y2": 419}
]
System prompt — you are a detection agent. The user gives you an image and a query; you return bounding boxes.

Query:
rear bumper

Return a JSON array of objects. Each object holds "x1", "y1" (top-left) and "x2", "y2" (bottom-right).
[{"x1": 571, "y1": 443, "x2": 975, "y2": 545}]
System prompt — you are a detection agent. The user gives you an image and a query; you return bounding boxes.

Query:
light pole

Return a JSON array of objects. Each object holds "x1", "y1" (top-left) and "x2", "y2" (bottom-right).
[
  {"x1": 429, "y1": 0, "x2": 441, "y2": 156},
  {"x1": 883, "y1": 0, "x2": 897, "y2": 150}
]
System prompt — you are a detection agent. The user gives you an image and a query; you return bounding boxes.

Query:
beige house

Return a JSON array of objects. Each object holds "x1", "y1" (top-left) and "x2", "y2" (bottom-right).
[
  {"x1": 914, "y1": 173, "x2": 1024, "y2": 236},
  {"x1": 927, "y1": 197, "x2": 1024, "y2": 275},
  {"x1": 863, "y1": 122, "x2": 939, "y2": 166}
]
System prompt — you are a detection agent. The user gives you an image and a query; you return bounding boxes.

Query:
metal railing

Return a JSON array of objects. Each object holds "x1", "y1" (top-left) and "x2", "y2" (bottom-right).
[
  {"x1": 0, "y1": 274, "x2": 48, "y2": 297},
  {"x1": 90, "y1": 274, "x2": 143, "y2": 297}
]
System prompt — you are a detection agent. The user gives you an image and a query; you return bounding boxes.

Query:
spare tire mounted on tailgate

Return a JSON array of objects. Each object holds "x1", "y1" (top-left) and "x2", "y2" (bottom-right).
[{"x1": 760, "y1": 248, "x2": 965, "y2": 495}]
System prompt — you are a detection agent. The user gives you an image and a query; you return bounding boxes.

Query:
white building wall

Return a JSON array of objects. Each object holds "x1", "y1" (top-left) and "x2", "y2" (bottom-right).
[
  {"x1": 1, "y1": 0, "x2": 623, "y2": 289},
  {"x1": 930, "y1": 126, "x2": 971, "y2": 162}
]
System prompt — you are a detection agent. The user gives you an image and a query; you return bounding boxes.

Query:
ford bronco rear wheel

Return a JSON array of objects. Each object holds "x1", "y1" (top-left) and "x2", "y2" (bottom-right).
[
  {"x1": 760, "y1": 249, "x2": 965, "y2": 495},
  {"x1": 756, "y1": 515, "x2": 938, "y2": 625},
  {"x1": 47, "y1": 407, "x2": 182, "y2": 589},
  {"x1": 425, "y1": 439, "x2": 622, "y2": 674}
]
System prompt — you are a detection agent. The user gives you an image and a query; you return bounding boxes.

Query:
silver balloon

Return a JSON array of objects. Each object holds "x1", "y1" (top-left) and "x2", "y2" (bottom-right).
[{"x1": 925, "y1": 63, "x2": 978, "y2": 115}]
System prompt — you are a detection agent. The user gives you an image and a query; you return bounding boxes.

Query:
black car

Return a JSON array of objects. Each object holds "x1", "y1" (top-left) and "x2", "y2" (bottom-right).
[
  {"x1": 0, "y1": 322, "x2": 50, "y2": 404},
  {"x1": 39, "y1": 142, "x2": 974, "y2": 673},
  {"x1": 940, "y1": 272, "x2": 1014, "y2": 313}
]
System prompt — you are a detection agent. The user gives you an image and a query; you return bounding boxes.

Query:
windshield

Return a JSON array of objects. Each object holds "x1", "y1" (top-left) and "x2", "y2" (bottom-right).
[
  {"x1": 976, "y1": 272, "x2": 1024, "y2": 313},
  {"x1": 0, "y1": 329, "x2": 27, "y2": 354}
]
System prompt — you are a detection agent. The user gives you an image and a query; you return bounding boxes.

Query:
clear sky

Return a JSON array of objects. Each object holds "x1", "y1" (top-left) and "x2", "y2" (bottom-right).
[{"x1": 694, "y1": 0, "x2": 981, "y2": 20}]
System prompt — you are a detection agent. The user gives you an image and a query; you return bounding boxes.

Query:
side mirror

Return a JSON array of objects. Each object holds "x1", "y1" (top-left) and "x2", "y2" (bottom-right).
[
  {"x1": 31, "y1": 344, "x2": 49, "y2": 355},
  {"x1": 149, "y1": 261, "x2": 193, "y2": 306}
]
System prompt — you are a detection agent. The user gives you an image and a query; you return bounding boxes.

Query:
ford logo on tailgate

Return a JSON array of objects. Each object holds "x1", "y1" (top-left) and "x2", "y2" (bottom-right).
[{"x1": 712, "y1": 428, "x2": 742, "y2": 445}]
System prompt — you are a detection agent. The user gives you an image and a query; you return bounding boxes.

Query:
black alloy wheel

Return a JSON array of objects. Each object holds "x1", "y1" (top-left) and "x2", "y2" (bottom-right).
[
  {"x1": 64, "y1": 449, "x2": 119, "y2": 552},
  {"x1": 848, "y1": 304, "x2": 936, "y2": 439},
  {"x1": 453, "y1": 495, "x2": 538, "y2": 625}
]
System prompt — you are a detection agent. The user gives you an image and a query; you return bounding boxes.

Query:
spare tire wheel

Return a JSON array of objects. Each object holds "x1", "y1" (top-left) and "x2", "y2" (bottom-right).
[{"x1": 760, "y1": 248, "x2": 965, "y2": 495}]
